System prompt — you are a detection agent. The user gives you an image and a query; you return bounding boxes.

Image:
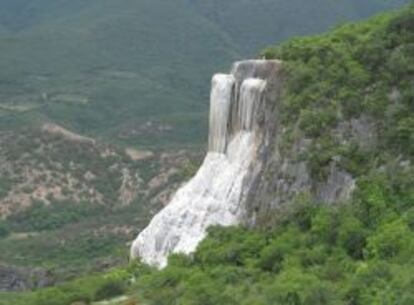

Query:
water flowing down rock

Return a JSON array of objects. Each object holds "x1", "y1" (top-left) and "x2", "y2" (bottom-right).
[{"x1": 130, "y1": 60, "x2": 281, "y2": 267}]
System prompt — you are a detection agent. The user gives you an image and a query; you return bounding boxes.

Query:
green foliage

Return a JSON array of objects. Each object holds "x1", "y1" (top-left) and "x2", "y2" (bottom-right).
[
  {"x1": 263, "y1": 4, "x2": 414, "y2": 181},
  {"x1": 366, "y1": 218, "x2": 413, "y2": 259},
  {"x1": 0, "y1": 194, "x2": 155, "y2": 280},
  {"x1": 8, "y1": 200, "x2": 99, "y2": 232},
  {"x1": 130, "y1": 167, "x2": 413, "y2": 305},
  {"x1": 94, "y1": 280, "x2": 126, "y2": 301},
  {"x1": 129, "y1": 185, "x2": 414, "y2": 305},
  {"x1": 195, "y1": 226, "x2": 266, "y2": 267},
  {"x1": 27, "y1": 270, "x2": 130, "y2": 305},
  {"x1": 337, "y1": 214, "x2": 367, "y2": 259},
  {"x1": 299, "y1": 108, "x2": 337, "y2": 137}
]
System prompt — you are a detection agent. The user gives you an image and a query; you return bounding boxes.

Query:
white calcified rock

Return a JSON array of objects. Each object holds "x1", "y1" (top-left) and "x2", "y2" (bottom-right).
[
  {"x1": 208, "y1": 74, "x2": 235, "y2": 153},
  {"x1": 131, "y1": 60, "x2": 277, "y2": 267}
]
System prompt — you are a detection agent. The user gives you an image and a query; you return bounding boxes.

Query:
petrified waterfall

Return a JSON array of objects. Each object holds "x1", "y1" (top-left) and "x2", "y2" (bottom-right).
[{"x1": 131, "y1": 60, "x2": 279, "y2": 267}]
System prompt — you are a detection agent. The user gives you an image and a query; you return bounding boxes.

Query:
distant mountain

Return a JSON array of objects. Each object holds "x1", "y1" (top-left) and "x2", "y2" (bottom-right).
[
  {"x1": 189, "y1": 0, "x2": 408, "y2": 53},
  {"x1": 0, "y1": 0, "x2": 408, "y2": 148}
]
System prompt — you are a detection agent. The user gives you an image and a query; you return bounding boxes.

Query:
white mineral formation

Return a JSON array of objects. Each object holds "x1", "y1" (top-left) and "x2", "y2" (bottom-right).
[{"x1": 131, "y1": 60, "x2": 279, "y2": 267}]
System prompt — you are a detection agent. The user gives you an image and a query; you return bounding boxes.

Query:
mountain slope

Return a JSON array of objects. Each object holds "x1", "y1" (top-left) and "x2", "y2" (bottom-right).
[
  {"x1": 0, "y1": 0, "x2": 239, "y2": 147},
  {"x1": 0, "y1": 124, "x2": 201, "y2": 287},
  {"x1": 189, "y1": 0, "x2": 408, "y2": 54},
  {"x1": 0, "y1": 0, "x2": 408, "y2": 148}
]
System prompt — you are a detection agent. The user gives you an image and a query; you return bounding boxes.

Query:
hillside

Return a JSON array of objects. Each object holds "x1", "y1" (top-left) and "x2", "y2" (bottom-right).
[
  {"x1": 1, "y1": 4, "x2": 412, "y2": 305},
  {"x1": 0, "y1": 0, "x2": 408, "y2": 148},
  {"x1": 0, "y1": 125, "x2": 201, "y2": 288},
  {"x1": 189, "y1": 0, "x2": 408, "y2": 54}
]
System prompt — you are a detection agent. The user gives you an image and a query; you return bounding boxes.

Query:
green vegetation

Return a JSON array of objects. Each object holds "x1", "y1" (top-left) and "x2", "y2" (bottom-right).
[
  {"x1": 7, "y1": 201, "x2": 100, "y2": 232},
  {"x1": 0, "y1": 268, "x2": 132, "y2": 305},
  {"x1": 263, "y1": 3, "x2": 414, "y2": 181},
  {"x1": 132, "y1": 171, "x2": 413, "y2": 305},
  {"x1": 0, "y1": 195, "x2": 155, "y2": 274},
  {"x1": 3, "y1": 167, "x2": 412, "y2": 305}
]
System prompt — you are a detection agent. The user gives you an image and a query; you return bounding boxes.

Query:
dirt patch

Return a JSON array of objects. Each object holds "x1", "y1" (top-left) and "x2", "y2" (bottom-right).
[
  {"x1": 125, "y1": 148, "x2": 154, "y2": 161},
  {"x1": 42, "y1": 123, "x2": 95, "y2": 144}
]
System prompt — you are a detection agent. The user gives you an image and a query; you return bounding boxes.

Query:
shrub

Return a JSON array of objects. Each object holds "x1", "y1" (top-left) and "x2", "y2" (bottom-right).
[
  {"x1": 366, "y1": 219, "x2": 413, "y2": 260},
  {"x1": 336, "y1": 212, "x2": 367, "y2": 259},
  {"x1": 94, "y1": 280, "x2": 126, "y2": 301}
]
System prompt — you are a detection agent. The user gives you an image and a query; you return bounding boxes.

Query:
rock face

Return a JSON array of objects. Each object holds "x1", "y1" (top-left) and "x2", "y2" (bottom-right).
[
  {"x1": 130, "y1": 60, "x2": 281, "y2": 267},
  {"x1": 241, "y1": 64, "x2": 357, "y2": 226},
  {"x1": 131, "y1": 59, "x2": 358, "y2": 267}
]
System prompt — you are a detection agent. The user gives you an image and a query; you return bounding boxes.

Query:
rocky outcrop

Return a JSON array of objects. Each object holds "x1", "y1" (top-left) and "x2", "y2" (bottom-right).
[{"x1": 242, "y1": 63, "x2": 360, "y2": 227}]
